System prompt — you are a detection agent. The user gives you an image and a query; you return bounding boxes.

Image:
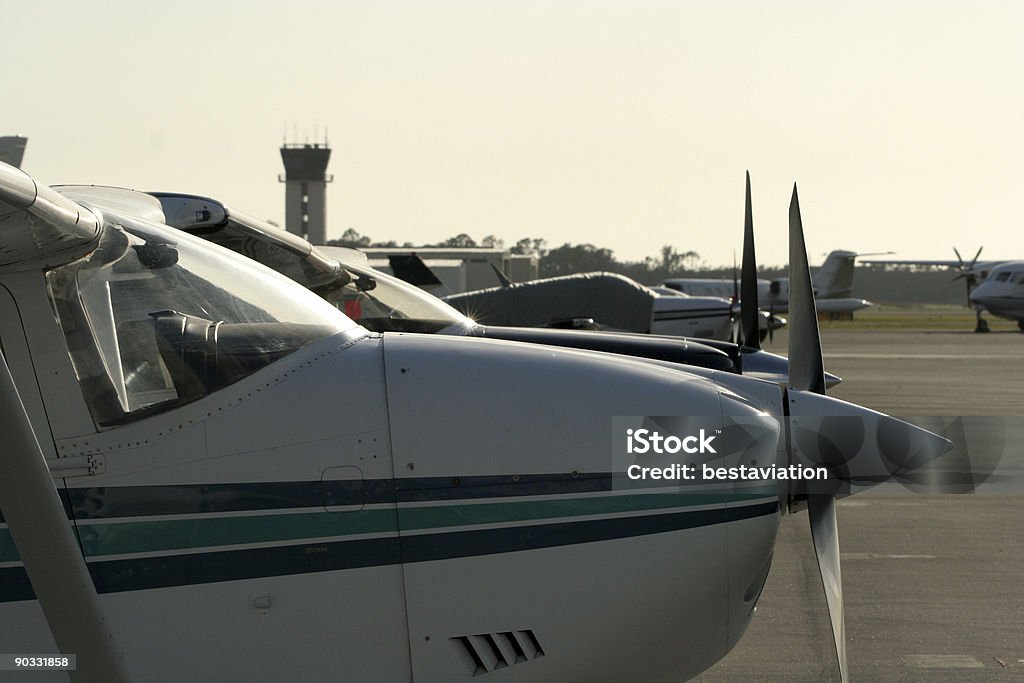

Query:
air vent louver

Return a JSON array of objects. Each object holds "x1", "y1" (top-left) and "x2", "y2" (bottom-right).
[{"x1": 451, "y1": 629, "x2": 545, "y2": 675}]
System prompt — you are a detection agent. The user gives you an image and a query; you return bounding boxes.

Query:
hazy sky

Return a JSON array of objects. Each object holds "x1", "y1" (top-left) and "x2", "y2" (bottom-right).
[{"x1": 4, "y1": 1, "x2": 1022, "y2": 266}]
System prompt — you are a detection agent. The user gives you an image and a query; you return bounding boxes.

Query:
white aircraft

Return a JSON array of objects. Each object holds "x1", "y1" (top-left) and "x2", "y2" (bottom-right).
[
  {"x1": 1, "y1": 161, "x2": 951, "y2": 682},
  {"x1": 967, "y1": 261, "x2": 1024, "y2": 331},
  {"x1": 663, "y1": 250, "x2": 878, "y2": 316}
]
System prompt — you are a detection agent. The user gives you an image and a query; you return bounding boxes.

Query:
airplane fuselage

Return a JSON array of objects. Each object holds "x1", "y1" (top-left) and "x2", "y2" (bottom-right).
[
  {"x1": 969, "y1": 261, "x2": 1024, "y2": 326},
  {"x1": 650, "y1": 293, "x2": 734, "y2": 340},
  {"x1": 0, "y1": 209, "x2": 784, "y2": 682}
]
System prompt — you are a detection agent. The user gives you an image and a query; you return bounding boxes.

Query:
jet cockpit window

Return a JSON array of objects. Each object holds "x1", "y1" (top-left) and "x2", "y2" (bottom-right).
[
  {"x1": 46, "y1": 216, "x2": 357, "y2": 426},
  {"x1": 1011, "y1": 272, "x2": 1024, "y2": 285},
  {"x1": 994, "y1": 271, "x2": 1011, "y2": 282}
]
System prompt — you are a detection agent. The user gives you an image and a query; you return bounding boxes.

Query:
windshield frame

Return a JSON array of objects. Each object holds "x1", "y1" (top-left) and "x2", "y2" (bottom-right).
[{"x1": 46, "y1": 212, "x2": 359, "y2": 427}]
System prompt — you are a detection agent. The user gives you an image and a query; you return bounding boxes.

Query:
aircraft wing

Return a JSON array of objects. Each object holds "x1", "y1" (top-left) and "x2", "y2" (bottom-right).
[
  {"x1": 860, "y1": 258, "x2": 959, "y2": 267},
  {"x1": 860, "y1": 258, "x2": 1009, "y2": 271},
  {"x1": 54, "y1": 184, "x2": 167, "y2": 225},
  {"x1": 0, "y1": 161, "x2": 100, "y2": 269}
]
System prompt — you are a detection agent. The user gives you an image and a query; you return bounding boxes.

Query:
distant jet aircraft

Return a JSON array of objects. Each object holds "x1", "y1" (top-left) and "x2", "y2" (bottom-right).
[
  {"x1": 662, "y1": 250, "x2": 879, "y2": 316},
  {"x1": 1, "y1": 160, "x2": 952, "y2": 681}
]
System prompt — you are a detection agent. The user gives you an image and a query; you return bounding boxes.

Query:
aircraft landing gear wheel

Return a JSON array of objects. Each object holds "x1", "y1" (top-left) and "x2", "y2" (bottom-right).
[
  {"x1": 975, "y1": 318, "x2": 990, "y2": 333},
  {"x1": 1018, "y1": 320, "x2": 1024, "y2": 333}
]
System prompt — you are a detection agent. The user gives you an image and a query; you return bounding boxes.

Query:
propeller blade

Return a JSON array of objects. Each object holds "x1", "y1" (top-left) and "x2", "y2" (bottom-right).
[
  {"x1": 732, "y1": 251, "x2": 739, "y2": 305},
  {"x1": 787, "y1": 184, "x2": 826, "y2": 394},
  {"x1": 788, "y1": 183, "x2": 844, "y2": 682},
  {"x1": 969, "y1": 245, "x2": 983, "y2": 268},
  {"x1": 808, "y1": 495, "x2": 848, "y2": 683},
  {"x1": 953, "y1": 246, "x2": 965, "y2": 268},
  {"x1": 741, "y1": 171, "x2": 761, "y2": 350}
]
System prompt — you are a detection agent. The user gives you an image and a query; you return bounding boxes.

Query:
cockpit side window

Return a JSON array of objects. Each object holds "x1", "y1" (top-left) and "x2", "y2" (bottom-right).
[
  {"x1": 1011, "y1": 272, "x2": 1024, "y2": 285},
  {"x1": 46, "y1": 216, "x2": 356, "y2": 427},
  {"x1": 329, "y1": 263, "x2": 471, "y2": 334},
  {"x1": 994, "y1": 271, "x2": 1011, "y2": 282}
]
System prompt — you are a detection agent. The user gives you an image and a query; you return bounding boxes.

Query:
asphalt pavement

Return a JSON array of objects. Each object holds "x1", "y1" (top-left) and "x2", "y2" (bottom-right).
[{"x1": 696, "y1": 327, "x2": 1024, "y2": 682}]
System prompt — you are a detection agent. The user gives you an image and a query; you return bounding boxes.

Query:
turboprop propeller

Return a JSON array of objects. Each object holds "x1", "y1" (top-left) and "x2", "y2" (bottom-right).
[
  {"x1": 952, "y1": 246, "x2": 984, "y2": 306},
  {"x1": 784, "y1": 184, "x2": 952, "y2": 682}
]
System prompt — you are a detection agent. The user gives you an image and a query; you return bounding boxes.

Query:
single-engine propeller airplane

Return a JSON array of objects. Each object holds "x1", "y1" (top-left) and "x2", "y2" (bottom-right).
[{"x1": 1, "y1": 162, "x2": 951, "y2": 682}]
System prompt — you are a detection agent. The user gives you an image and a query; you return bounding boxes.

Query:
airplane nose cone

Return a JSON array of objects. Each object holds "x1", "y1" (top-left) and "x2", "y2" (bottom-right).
[
  {"x1": 788, "y1": 390, "x2": 953, "y2": 490},
  {"x1": 876, "y1": 414, "x2": 955, "y2": 475},
  {"x1": 968, "y1": 283, "x2": 987, "y2": 305}
]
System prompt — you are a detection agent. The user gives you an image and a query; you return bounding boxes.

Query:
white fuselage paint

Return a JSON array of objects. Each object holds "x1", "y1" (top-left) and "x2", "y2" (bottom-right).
[
  {"x1": 650, "y1": 294, "x2": 733, "y2": 340},
  {"x1": 969, "y1": 261, "x2": 1024, "y2": 323}
]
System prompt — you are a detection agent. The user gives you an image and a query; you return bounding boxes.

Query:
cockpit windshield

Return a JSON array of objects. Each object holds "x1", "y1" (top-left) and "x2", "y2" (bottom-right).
[
  {"x1": 329, "y1": 261, "x2": 473, "y2": 334},
  {"x1": 46, "y1": 215, "x2": 358, "y2": 426}
]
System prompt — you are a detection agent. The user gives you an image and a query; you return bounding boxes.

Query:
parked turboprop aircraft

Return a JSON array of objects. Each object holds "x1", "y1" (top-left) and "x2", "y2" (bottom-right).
[
  {"x1": 662, "y1": 249, "x2": 879, "y2": 316},
  {"x1": 861, "y1": 248, "x2": 1019, "y2": 332},
  {"x1": 860, "y1": 247, "x2": 1008, "y2": 304},
  {"x1": 968, "y1": 261, "x2": 1024, "y2": 331},
  {"x1": 1, "y1": 161, "x2": 951, "y2": 682}
]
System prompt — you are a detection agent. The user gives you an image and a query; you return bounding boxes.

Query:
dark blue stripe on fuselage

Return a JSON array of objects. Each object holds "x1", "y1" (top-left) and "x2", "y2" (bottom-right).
[
  {"x1": 0, "y1": 501, "x2": 778, "y2": 603},
  {"x1": 652, "y1": 309, "x2": 731, "y2": 321},
  {"x1": 45, "y1": 473, "x2": 615, "y2": 521}
]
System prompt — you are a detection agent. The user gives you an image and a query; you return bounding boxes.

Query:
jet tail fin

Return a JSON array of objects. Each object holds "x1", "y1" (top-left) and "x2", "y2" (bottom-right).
[
  {"x1": 812, "y1": 250, "x2": 858, "y2": 298},
  {"x1": 387, "y1": 253, "x2": 444, "y2": 287},
  {"x1": 0, "y1": 136, "x2": 27, "y2": 169}
]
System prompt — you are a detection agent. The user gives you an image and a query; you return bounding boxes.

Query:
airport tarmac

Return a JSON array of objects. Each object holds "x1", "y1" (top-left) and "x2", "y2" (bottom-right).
[{"x1": 697, "y1": 327, "x2": 1024, "y2": 682}]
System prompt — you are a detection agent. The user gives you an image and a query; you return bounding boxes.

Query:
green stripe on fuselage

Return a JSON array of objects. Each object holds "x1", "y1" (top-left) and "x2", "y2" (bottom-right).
[{"x1": 0, "y1": 491, "x2": 776, "y2": 562}]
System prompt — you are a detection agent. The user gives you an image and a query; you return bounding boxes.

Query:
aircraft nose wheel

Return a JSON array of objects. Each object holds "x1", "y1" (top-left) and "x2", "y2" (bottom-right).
[
  {"x1": 974, "y1": 313, "x2": 990, "y2": 333},
  {"x1": 1018, "y1": 320, "x2": 1024, "y2": 333}
]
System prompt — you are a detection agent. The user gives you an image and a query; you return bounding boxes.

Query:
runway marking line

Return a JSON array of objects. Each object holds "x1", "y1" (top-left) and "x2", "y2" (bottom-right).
[
  {"x1": 902, "y1": 655, "x2": 985, "y2": 669},
  {"x1": 824, "y1": 353, "x2": 1011, "y2": 360},
  {"x1": 841, "y1": 553, "x2": 936, "y2": 560}
]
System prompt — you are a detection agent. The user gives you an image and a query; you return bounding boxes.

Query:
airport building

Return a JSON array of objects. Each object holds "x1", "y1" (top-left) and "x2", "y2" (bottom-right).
[{"x1": 362, "y1": 247, "x2": 538, "y2": 294}]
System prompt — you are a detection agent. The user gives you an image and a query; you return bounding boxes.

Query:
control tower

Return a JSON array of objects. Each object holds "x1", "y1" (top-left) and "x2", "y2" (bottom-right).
[{"x1": 279, "y1": 141, "x2": 332, "y2": 244}]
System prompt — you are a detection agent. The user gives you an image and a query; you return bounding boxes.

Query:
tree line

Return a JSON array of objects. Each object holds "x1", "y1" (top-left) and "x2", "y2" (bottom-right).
[{"x1": 327, "y1": 228, "x2": 786, "y2": 285}]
